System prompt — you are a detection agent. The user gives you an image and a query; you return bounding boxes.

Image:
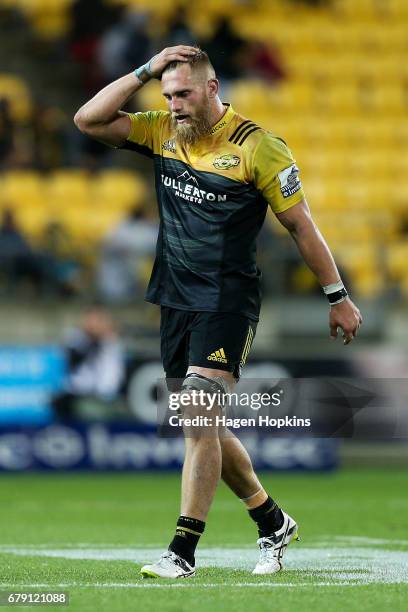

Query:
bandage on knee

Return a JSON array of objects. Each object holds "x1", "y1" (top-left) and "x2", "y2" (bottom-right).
[{"x1": 181, "y1": 373, "x2": 230, "y2": 407}]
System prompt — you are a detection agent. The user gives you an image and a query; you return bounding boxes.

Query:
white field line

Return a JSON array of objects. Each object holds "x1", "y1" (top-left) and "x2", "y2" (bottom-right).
[
  {"x1": 329, "y1": 536, "x2": 408, "y2": 546},
  {"x1": 1, "y1": 539, "x2": 408, "y2": 586},
  {"x1": 1, "y1": 536, "x2": 406, "y2": 550},
  {"x1": 0, "y1": 582, "x2": 359, "y2": 589}
]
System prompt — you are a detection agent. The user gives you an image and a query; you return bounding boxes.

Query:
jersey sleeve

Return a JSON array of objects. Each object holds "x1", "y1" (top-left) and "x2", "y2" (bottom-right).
[
  {"x1": 252, "y1": 133, "x2": 305, "y2": 213},
  {"x1": 123, "y1": 111, "x2": 167, "y2": 156}
]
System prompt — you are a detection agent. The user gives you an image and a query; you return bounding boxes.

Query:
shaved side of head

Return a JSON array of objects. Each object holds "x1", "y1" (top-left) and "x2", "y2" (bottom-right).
[{"x1": 161, "y1": 48, "x2": 216, "y2": 82}]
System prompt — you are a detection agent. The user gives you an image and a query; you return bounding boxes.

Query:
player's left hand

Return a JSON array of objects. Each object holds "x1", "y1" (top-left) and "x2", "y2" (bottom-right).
[{"x1": 329, "y1": 297, "x2": 362, "y2": 345}]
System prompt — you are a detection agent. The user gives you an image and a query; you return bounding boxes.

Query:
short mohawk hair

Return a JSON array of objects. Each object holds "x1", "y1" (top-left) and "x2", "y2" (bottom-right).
[{"x1": 161, "y1": 48, "x2": 215, "y2": 78}]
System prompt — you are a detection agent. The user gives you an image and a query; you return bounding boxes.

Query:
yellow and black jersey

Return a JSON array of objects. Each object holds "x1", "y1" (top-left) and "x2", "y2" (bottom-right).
[{"x1": 123, "y1": 103, "x2": 305, "y2": 320}]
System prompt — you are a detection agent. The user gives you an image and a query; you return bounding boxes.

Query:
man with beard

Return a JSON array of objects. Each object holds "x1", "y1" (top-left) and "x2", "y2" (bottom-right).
[{"x1": 74, "y1": 46, "x2": 362, "y2": 578}]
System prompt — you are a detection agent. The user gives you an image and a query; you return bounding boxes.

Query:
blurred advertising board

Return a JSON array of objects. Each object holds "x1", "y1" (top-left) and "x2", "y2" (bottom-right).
[
  {"x1": 0, "y1": 347, "x2": 65, "y2": 425},
  {"x1": 0, "y1": 423, "x2": 337, "y2": 471}
]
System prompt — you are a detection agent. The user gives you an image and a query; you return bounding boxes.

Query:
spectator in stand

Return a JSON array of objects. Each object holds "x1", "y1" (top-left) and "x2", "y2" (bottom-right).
[
  {"x1": 204, "y1": 21, "x2": 286, "y2": 89},
  {"x1": 97, "y1": 204, "x2": 158, "y2": 303},
  {"x1": 243, "y1": 41, "x2": 287, "y2": 85},
  {"x1": 203, "y1": 17, "x2": 246, "y2": 83},
  {"x1": 69, "y1": 0, "x2": 121, "y2": 92},
  {"x1": 30, "y1": 103, "x2": 69, "y2": 171},
  {"x1": 52, "y1": 304, "x2": 125, "y2": 422},
  {"x1": 0, "y1": 209, "x2": 82, "y2": 297},
  {"x1": 0, "y1": 98, "x2": 15, "y2": 169},
  {"x1": 0, "y1": 208, "x2": 45, "y2": 293},
  {"x1": 163, "y1": 6, "x2": 196, "y2": 48},
  {"x1": 98, "y1": 8, "x2": 153, "y2": 84},
  {"x1": 40, "y1": 220, "x2": 83, "y2": 296}
]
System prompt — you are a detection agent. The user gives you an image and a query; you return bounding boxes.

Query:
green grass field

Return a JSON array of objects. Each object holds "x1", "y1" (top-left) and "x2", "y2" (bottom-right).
[{"x1": 0, "y1": 469, "x2": 407, "y2": 611}]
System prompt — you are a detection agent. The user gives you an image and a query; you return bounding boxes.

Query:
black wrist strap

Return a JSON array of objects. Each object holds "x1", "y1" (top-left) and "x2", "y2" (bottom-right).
[{"x1": 327, "y1": 287, "x2": 348, "y2": 305}]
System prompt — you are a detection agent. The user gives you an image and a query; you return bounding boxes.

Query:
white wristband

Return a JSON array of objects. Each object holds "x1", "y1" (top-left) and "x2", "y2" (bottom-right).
[{"x1": 322, "y1": 280, "x2": 344, "y2": 295}]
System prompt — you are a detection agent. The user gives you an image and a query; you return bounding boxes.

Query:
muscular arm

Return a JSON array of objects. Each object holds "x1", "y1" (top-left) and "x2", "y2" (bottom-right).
[
  {"x1": 73, "y1": 45, "x2": 198, "y2": 147},
  {"x1": 276, "y1": 198, "x2": 340, "y2": 286},
  {"x1": 276, "y1": 198, "x2": 362, "y2": 343},
  {"x1": 73, "y1": 73, "x2": 139, "y2": 147}
]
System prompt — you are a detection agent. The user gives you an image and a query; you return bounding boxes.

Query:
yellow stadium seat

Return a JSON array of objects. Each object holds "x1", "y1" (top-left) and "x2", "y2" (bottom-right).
[
  {"x1": 229, "y1": 80, "x2": 270, "y2": 116},
  {"x1": 314, "y1": 212, "x2": 375, "y2": 244},
  {"x1": 64, "y1": 206, "x2": 124, "y2": 242},
  {"x1": 300, "y1": 120, "x2": 345, "y2": 148},
  {"x1": 392, "y1": 120, "x2": 408, "y2": 147},
  {"x1": 52, "y1": 203, "x2": 125, "y2": 243},
  {"x1": 385, "y1": 181, "x2": 408, "y2": 216},
  {"x1": 46, "y1": 171, "x2": 92, "y2": 211},
  {"x1": 332, "y1": 243, "x2": 382, "y2": 297},
  {"x1": 15, "y1": 205, "x2": 50, "y2": 239},
  {"x1": 387, "y1": 0, "x2": 408, "y2": 18},
  {"x1": 136, "y1": 80, "x2": 167, "y2": 112},
  {"x1": 285, "y1": 54, "x2": 322, "y2": 80},
  {"x1": 113, "y1": 0, "x2": 194, "y2": 20},
  {"x1": 231, "y1": 14, "x2": 284, "y2": 42},
  {"x1": 87, "y1": 207, "x2": 126, "y2": 241},
  {"x1": 290, "y1": 53, "x2": 359, "y2": 82},
  {"x1": 302, "y1": 178, "x2": 332, "y2": 211},
  {"x1": 91, "y1": 170, "x2": 148, "y2": 211},
  {"x1": 286, "y1": 82, "x2": 315, "y2": 110},
  {"x1": 298, "y1": 147, "x2": 351, "y2": 182},
  {"x1": 316, "y1": 180, "x2": 346, "y2": 211},
  {"x1": 367, "y1": 55, "x2": 402, "y2": 83},
  {"x1": 347, "y1": 118, "x2": 394, "y2": 148},
  {"x1": 1, "y1": 171, "x2": 45, "y2": 209},
  {"x1": 353, "y1": 270, "x2": 385, "y2": 298},
  {"x1": 0, "y1": 74, "x2": 32, "y2": 122},
  {"x1": 371, "y1": 211, "x2": 399, "y2": 242},
  {"x1": 331, "y1": 0, "x2": 376, "y2": 18},
  {"x1": 386, "y1": 242, "x2": 408, "y2": 282},
  {"x1": 335, "y1": 244, "x2": 378, "y2": 270},
  {"x1": 19, "y1": 0, "x2": 72, "y2": 39},
  {"x1": 230, "y1": 80, "x2": 310, "y2": 116},
  {"x1": 51, "y1": 207, "x2": 93, "y2": 242},
  {"x1": 348, "y1": 151, "x2": 393, "y2": 179},
  {"x1": 319, "y1": 84, "x2": 360, "y2": 113},
  {"x1": 387, "y1": 25, "x2": 408, "y2": 51}
]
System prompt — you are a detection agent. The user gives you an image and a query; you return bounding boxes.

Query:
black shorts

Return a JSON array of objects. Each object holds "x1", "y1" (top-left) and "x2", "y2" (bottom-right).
[{"x1": 160, "y1": 306, "x2": 257, "y2": 387}]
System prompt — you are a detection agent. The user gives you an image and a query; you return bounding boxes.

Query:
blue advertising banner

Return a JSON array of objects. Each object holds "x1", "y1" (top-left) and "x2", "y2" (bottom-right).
[
  {"x1": 0, "y1": 347, "x2": 65, "y2": 425},
  {"x1": 0, "y1": 424, "x2": 338, "y2": 471}
]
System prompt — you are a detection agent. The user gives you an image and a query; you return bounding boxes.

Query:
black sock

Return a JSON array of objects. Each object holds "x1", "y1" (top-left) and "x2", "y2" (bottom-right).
[
  {"x1": 248, "y1": 496, "x2": 284, "y2": 538},
  {"x1": 168, "y1": 515, "x2": 205, "y2": 566}
]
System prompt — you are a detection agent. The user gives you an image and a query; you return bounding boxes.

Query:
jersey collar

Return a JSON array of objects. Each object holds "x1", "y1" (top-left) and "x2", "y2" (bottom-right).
[{"x1": 210, "y1": 103, "x2": 234, "y2": 136}]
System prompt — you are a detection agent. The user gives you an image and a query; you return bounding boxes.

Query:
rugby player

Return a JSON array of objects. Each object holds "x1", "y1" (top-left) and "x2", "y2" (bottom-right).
[{"x1": 74, "y1": 46, "x2": 362, "y2": 578}]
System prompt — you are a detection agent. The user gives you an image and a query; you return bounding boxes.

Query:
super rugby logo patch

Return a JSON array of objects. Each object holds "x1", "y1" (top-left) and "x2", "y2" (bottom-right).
[
  {"x1": 278, "y1": 164, "x2": 302, "y2": 198},
  {"x1": 213, "y1": 154, "x2": 240, "y2": 170}
]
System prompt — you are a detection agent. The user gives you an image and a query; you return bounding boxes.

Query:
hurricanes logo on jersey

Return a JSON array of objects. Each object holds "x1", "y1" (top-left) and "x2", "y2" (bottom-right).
[
  {"x1": 207, "y1": 348, "x2": 228, "y2": 364},
  {"x1": 213, "y1": 154, "x2": 240, "y2": 170}
]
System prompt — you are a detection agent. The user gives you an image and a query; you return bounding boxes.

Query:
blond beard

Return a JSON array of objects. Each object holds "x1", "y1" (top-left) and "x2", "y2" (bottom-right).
[{"x1": 171, "y1": 112, "x2": 213, "y2": 147}]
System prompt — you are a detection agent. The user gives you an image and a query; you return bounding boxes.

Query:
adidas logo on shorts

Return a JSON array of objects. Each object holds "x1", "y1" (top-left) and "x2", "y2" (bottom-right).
[{"x1": 207, "y1": 348, "x2": 227, "y2": 364}]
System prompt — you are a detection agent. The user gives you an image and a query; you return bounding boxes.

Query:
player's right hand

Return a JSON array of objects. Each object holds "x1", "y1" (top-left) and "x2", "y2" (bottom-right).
[{"x1": 149, "y1": 46, "x2": 198, "y2": 78}]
